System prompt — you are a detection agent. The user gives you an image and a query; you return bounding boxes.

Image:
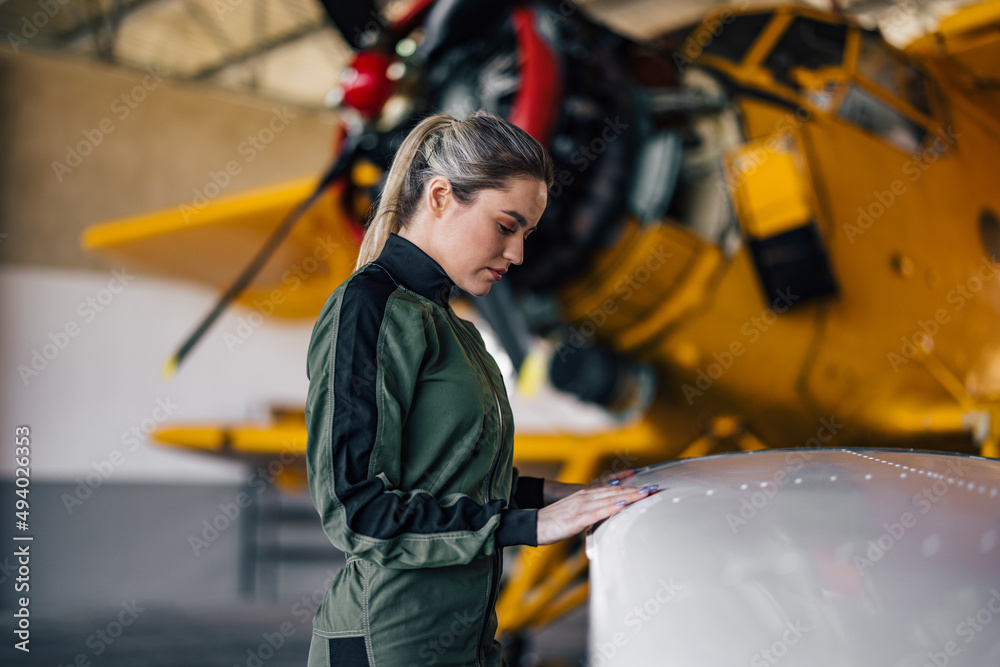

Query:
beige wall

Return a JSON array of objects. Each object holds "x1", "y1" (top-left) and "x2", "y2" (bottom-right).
[{"x1": 0, "y1": 46, "x2": 338, "y2": 271}]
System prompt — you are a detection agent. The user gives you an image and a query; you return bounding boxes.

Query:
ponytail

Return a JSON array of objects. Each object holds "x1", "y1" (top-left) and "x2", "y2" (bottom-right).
[
  {"x1": 355, "y1": 110, "x2": 554, "y2": 269},
  {"x1": 355, "y1": 114, "x2": 456, "y2": 269}
]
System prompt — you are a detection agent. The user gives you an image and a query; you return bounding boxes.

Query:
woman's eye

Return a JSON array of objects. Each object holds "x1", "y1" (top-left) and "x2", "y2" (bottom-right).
[{"x1": 499, "y1": 224, "x2": 515, "y2": 235}]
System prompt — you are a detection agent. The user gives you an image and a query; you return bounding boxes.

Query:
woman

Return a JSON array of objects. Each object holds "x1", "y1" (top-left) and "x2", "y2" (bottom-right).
[{"x1": 304, "y1": 110, "x2": 657, "y2": 666}]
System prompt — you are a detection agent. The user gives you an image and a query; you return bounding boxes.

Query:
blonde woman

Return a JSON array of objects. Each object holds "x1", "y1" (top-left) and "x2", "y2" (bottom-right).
[{"x1": 304, "y1": 110, "x2": 656, "y2": 666}]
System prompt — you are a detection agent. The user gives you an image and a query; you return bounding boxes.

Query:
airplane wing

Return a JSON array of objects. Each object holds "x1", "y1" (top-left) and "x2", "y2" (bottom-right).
[{"x1": 80, "y1": 176, "x2": 362, "y2": 319}]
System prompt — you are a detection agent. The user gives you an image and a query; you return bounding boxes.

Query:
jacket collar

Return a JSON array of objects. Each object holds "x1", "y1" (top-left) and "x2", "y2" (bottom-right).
[{"x1": 373, "y1": 233, "x2": 455, "y2": 307}]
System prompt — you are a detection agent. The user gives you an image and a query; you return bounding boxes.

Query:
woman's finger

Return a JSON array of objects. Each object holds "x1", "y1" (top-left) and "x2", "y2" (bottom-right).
[
  {"x1": 580, "y1": 483, "x2": 658, "y2": 501},
  {"x1": 591, "y1": 468, "x2": 638, "y2": 487},
  {"x1": 576, "y1": 488, "x2": 656, "y2": 525},
  {"x1": 563, "y1": 485, "x2": 658, "y2": 517}
]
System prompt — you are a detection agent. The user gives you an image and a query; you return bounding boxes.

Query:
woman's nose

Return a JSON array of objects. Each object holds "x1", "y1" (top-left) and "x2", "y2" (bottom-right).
[{"x1": 504, "y1": 238, "x2": 524, "y2": 265}]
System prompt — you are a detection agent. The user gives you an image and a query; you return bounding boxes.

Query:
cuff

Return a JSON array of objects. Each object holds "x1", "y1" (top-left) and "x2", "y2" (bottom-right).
[
  {"x1": 513, "y1": 475, "x2": 546, "y2": 510},
  {"x1": 494, "y1": 508, "x2": 538, "y2": 548}
]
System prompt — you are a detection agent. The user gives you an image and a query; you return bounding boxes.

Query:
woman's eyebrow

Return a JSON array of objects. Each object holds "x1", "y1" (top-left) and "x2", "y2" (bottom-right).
[{"x1": 501, "y1": 209, "x2": 533, "y2": 229}]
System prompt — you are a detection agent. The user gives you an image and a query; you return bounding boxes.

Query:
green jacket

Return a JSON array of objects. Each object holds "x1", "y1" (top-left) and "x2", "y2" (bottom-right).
[{"x1": 305, "y1": 233, "x2": 543, "y2": 666}]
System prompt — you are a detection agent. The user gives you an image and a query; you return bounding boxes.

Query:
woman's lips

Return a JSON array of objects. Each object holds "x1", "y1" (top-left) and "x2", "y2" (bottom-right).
[{"x1": 487, "y1": 268, "x2": 503, "y2": 281}]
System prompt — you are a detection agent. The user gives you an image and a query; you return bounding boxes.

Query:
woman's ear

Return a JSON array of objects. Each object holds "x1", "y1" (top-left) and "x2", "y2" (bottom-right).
[{"x1": 424, "y1": 175, "x2": 453, "y2": 219}]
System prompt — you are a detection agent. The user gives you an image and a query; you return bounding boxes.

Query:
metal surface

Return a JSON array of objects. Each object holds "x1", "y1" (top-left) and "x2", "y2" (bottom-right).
[{"x1": 587, "y1": 448, "x2": 1000, "y2": 665}]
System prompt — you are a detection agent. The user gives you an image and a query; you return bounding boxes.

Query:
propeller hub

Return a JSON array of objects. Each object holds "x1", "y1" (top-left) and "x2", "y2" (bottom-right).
[{"x1": 339, "y1": 51, "x2": 397, "y2": 118}]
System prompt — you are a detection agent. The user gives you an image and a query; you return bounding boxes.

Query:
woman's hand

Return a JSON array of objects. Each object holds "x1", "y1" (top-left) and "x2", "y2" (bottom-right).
[
  {"x1": 541, "y1": 468, "x2": 639, "y2": 505},
  {"x1": 536, "y1": 482, "x2": 658, "y2": 546}
]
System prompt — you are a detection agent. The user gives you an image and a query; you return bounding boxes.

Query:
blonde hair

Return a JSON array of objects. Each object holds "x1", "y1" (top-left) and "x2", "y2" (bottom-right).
[{"x1": 355, "y1": 110, "x2": 555, "y2": 269}]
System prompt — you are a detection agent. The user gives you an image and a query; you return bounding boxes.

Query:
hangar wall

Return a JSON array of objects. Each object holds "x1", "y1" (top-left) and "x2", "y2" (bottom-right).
[
  {"x1": 0, "y1": 45, "x2": 338, "y2": 270},
  {"x1": 0, "y1": 47, "x2": 342, "y2": 610}
]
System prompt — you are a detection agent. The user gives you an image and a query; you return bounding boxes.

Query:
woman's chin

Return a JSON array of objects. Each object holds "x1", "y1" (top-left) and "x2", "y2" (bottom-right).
[
  {"x1": 462, "y1": 283, "x2": 491, "y2": 297},
  {"x1": 452, "y1": 275, "x2": 492, "y2": 297}
]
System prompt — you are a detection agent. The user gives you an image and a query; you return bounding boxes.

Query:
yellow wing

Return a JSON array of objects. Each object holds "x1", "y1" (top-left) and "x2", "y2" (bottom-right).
[{"x1": 81, "y1": 177, "x2": 362, "y2": 319}]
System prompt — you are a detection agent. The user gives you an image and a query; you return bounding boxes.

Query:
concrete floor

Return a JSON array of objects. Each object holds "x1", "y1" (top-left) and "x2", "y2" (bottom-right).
[
  {"x1": 0, "y1": 481, "x2": 589, "y2": 667},
  {"x1": 0, "y1": 603, "x2": 588, "y2": 666}
]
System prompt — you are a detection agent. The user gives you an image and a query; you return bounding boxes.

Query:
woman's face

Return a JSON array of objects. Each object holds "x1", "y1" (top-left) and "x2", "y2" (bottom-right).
[{"x1": 411, "y1": 175, "x2": 548, "y2": 297}]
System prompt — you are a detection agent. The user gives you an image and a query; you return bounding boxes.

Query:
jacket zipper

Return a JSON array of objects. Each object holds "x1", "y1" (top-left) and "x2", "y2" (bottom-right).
[{"x1": 451, "y1": 313, "x2": 504, "y2": 667}]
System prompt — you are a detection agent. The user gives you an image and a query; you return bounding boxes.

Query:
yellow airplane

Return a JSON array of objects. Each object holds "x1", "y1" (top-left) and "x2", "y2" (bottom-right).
[{"x1": 81, "y1": 0, "x2": 1000, "y2": 648}]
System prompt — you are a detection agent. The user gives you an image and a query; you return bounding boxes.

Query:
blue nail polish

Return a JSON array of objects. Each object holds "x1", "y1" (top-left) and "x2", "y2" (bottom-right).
[
  {"x1": 615, "y1": 499, "x2": 627, "y2": 506},
  {"x1": 639, "y1": 484, "x2": 658, "y2": 494},
  {"x1": 608, "y1": 478, "x2": 621, "y2": 486}
]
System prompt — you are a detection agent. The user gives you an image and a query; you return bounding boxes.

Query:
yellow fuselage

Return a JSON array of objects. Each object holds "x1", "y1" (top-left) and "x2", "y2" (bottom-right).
[{"x1": 558, "y1": 4, "x2": 1000, "y2": 457}]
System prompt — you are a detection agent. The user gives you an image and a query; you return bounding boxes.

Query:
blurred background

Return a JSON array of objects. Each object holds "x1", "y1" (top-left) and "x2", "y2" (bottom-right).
[{"x1": 1, "y1": 0, "x2": 997, "y2": 665}]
